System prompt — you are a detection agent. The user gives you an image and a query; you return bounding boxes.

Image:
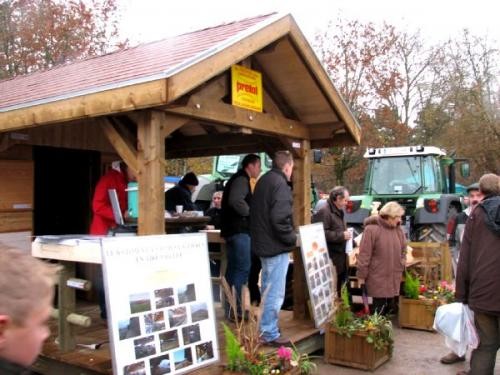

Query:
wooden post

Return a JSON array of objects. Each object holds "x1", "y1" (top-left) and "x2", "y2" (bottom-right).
[
  {"x1": 292, "y1": 140, "x2": 311, "y2": 320},
  {"x1": 137, "y1": 110, "x2": 166, "y2": 235},
  {"x1": 57, "y1": 261, "x2": 76, "y2": 351}
]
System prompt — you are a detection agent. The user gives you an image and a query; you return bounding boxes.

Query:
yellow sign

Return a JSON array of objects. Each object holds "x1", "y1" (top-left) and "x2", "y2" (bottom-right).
[{"x1": 231, "y1": 65, "x2": 263, "y2": 112}]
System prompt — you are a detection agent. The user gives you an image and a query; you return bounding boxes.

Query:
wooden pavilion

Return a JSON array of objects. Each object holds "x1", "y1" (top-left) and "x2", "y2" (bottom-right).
[{"x1": 0, "y1": 12, "x2": 360, "y2": 374}]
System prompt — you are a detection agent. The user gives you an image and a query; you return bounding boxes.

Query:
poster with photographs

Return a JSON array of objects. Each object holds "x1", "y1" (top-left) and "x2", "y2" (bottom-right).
[
  {"x1": 101, "y1": 233, "x2": 219, "y2": 375},
  {"x1": 298, "y1": 223, "x2": 335, "y2": 328}
]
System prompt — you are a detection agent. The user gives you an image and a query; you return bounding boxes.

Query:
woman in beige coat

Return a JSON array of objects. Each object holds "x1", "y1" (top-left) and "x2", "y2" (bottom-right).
[{"x1": 356, "y1": 201, "x2": 406, "y2": 315}]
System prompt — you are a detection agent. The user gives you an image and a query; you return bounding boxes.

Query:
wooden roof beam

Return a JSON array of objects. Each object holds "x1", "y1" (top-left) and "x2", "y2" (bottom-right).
[
  {"x1": 163, "y1": 95, "x2": 310, "y2": 140},
  {"x1": 310, "y1": 132, "x2": 356, "y2": 148},
  {"x1": 99, "y1": 117, "x2": 139, "y2": 175},
  {"x1": 127, "y1": 111, "x2": 189, "y2": 138}
]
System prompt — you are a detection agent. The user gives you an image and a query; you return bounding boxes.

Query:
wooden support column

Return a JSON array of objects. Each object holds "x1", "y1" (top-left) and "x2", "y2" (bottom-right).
[
  {"x1": 57, "y1": 261, "x2": 76, "y2": 351},
  {"x1": 292, "y1": 140, "x2": 312, "y2": 320},
  {"x1": 137, "y1": 111, "x2": 166, "y2": 235}
]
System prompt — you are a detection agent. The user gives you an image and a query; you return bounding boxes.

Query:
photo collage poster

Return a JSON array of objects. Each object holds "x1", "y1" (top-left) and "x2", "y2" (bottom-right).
[
  {"x1": 101, "y1": 233, "x2": 219, "y2": 375},
  {"x1": 298, "y1": 223, "x2": 335, "y2": 328}
]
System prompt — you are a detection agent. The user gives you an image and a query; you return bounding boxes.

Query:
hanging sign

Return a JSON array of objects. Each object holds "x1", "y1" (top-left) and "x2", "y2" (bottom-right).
[
  {"x1": 231, "y1": 64, "x2": 263, "y2": 112},
  {"x1": 299, "y1": 223, "x2": 336, "y2": 328},
  {"x1": 101, "y1": 233, "x2": 219, "y2": 375}
]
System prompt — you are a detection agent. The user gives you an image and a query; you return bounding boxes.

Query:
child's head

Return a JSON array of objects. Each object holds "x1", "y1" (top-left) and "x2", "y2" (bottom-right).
[{"x1": 0, "y1": 244, "x2": 58, "y2": 367}]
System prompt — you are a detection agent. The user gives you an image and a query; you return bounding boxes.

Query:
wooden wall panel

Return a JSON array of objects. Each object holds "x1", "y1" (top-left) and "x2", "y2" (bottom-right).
[
  {"x1": 0, "y1": 160, "x2": 33, "y2": 211},
  {"x1": 0, "y1": 211, "x2": 32, "y2": 233}
]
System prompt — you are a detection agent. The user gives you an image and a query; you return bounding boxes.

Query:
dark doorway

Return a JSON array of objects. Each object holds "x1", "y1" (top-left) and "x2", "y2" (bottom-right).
[{"x1": 33, "y1": 146, "x2": 100, "y2": 235}]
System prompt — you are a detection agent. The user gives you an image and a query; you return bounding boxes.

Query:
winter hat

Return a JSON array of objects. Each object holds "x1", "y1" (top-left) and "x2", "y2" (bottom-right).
[
  {"x1": 181, "y1": 172, "x2": 199, "y2": 186},
  {"x1": 466, "y1": 182, "x2": 479, "y2": 193}
]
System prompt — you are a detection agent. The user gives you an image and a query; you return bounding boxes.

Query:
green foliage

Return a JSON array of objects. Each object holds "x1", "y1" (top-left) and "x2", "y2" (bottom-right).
[
  {"x1": 335, "y1": 283, "x2": 354, "y2": 329},
  {"x1": 332, "y1": 285, "x2": 394, "y2": 353},
  {"x1": 363, "y1": 312, "x2": 394, "y2": 352},
  {"x1": 291, "y1": 347, "x2": 318, "y2": 375},
  {"x1": 222, "y1": 322, "x2": 317, "y2": 374},
  {"x1": 222, "y1": 322, "x2": 245, "y2": 371},
  {"x1": 404, "y1": 271, "x2": 420, "y2": 299}
]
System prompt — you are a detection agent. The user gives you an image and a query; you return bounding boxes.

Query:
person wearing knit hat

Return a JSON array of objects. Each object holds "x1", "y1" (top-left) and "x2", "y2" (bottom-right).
[{"x1": 165, "y1": 171, "x2": 199, "y2": 212}]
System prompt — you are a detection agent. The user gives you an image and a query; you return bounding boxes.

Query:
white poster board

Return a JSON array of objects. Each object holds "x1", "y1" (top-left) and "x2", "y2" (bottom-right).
[
  {"x1": 101, "y1": 234, "x2": 219, "y2": 375},
  {"x1": 298, "y1": 223, "x2": 335, "y2": 328}
]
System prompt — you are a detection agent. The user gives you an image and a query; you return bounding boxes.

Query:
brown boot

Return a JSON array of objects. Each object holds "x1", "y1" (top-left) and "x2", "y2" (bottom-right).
[
  {"x1": 440, "y1": 352, "x2": 466, "y2": 364},
  {"x1": 260, "y1": 335, "x2": 292, "y2": 347}
]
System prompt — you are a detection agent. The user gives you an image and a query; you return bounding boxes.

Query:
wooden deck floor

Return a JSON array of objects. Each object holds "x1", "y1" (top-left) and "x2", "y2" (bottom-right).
[{"x1": 33, "y1": 302, "x2": 322, "y2": 375}]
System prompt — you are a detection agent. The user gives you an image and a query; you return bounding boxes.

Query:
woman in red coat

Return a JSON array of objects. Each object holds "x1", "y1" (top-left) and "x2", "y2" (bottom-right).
[
  {"x1": 89, "y1": 161, "x2": 135, "y2": 319},
  {"x1": 90, "y1": 161, "x2": 135, "y2": 235},
  {"x1": 356, "y1": 201, "x2": 406, "y2": 315}
]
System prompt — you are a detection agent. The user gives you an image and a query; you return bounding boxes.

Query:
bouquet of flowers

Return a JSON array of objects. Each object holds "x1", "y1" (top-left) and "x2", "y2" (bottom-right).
[
  {"x1": 419, "y1": 280, "x2": 455, "y2": 304},
  {"x1": 404, "y1": 271, "x2": 455, "y2": 305}
]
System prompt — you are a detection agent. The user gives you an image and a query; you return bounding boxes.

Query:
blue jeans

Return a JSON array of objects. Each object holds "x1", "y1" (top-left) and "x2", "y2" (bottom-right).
[
  {"x1": 260, "y1": 252, "x2": 289, "y2": 342},
  {"x1": 224, "y1": 233, "x2": 251, "y2": 317}
]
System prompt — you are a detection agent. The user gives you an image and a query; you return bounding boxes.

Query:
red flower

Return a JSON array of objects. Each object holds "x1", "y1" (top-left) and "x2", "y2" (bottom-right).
[
  {"x1": 419, "y1": 285, "x2": 427, "y2": 293},
  {"x1": 277, "y1": 346, "x2": 292, "y2": 361}
]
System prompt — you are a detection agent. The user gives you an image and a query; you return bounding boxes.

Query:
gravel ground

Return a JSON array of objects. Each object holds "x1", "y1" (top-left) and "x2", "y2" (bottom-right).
[{"x1": 313, "y1": 325, "x2": 500, "y2": 375}]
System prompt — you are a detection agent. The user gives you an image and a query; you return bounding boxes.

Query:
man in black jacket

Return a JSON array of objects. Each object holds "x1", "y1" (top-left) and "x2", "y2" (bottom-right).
[
  {"x1": 455, "y1": 173, "x2": 500, "y2": 375},
  {"x1": 250, "y1": 151, "x2": 296, "y2": 346},
  {"x1": 165, "y1": 172, "x2": 199, "y2": 212},
  {"x1": 220, "y1": 154, "x2": 261, "y2": 320}
]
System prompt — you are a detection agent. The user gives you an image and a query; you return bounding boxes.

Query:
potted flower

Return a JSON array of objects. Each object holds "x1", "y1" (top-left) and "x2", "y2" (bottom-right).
[
  {"x1": 324, "y1": 284, "x2": 393, "y2": 371},
  {"x1": 399, "y1": 272, "x2": 453, "y2": 331}
]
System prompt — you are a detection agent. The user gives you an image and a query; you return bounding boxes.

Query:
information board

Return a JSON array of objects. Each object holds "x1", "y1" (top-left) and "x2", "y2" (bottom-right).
[
  {"x1": 101, "y1": 234, "x2": 219, "y2": 375},
  {"x1": 298, "y1": 223, "x2": 336, "y2": 328}
]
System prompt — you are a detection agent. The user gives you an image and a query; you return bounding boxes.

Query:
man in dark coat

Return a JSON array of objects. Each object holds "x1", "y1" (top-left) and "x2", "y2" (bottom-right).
[
  {"x1": 441, "y1": 182, "x2": 483, "y2": 365},
  {"x1": 220, "y1": 154, "x2": 261, "y2": 320},
  {"x1": 165, "y1": 172, "x2": 199, "y2": 212},
  {"x1": 455, "y1": 173, "x2": 500, "y2": 375},
  {"x1": 312, "y1": 186, "x2": 352, "y2": 294},
  {"x1": 250, "y1": 151, "x2": 296, "y2": 346}
]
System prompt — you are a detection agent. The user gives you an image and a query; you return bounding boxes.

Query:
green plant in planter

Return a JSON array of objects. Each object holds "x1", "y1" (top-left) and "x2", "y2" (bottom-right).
[
  {"x1": 221, "y1": 278, "x2": 317, "y2": 374},
  {"x1": 332, "y1": 284, "x2": 394, "y2": 353},
  {"x1": 334, "y1": 283, "x2": 354, "y2": 331},
  {"x1": 223, "y1": 322, "x2": 246, "y2": 371},
  {"x1": 403, "y1": 271, "x2": 420, "y2": 299},
  {"x1": 362, "y1": 312, "x2": 394, "y2": 352}
]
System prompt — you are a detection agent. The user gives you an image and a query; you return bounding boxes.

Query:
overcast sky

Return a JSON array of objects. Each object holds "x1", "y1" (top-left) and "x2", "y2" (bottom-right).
[{"x1": 120, "y1": 0, "x2": 499, "y2": 45}]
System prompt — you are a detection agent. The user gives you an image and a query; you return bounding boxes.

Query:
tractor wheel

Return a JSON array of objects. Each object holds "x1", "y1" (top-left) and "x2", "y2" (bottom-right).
[{"x1": 417, "y1": 206, "x2": 458, "y2": 243}]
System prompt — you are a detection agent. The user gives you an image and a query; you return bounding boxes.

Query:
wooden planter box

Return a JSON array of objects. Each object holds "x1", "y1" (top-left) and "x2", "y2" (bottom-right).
[
  {"x1": 399, "y1": 296, "x2": 437, "y2": 331},
  {"x1": 324, "y1": 325, "x2": 391, "y2": 371}
]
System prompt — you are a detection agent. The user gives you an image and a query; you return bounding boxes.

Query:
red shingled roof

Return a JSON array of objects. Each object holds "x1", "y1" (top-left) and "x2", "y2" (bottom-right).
[{"x1": 0, "y1": 13, "x2": 277, "y2": 110}]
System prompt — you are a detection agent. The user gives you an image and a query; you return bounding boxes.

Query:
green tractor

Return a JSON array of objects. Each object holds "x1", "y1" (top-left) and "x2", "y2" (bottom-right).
[{"x1": 345, "y1": 146, "x2": 470, "y2": 242}]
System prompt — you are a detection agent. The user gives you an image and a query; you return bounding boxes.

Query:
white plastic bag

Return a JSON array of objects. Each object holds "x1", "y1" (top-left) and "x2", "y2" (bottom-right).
[{"x1": 433, "y1": 302, "x2": 479, "y2": 357}]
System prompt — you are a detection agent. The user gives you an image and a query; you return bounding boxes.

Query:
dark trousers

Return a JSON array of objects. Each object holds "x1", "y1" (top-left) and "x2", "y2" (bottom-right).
[
  {"x1": 248, "y1": 253, "x2": 261, "y2": 305},
  {"x1": 470, "y1": 311, "x2": 500, "y2": 375},
  {"x1": 224, "y1": 233, "x2": 251, "y2": 318},
  {"x1": 329, "y1": 251, "x2": 347, "y2": 296},
  {"x1": 372, "y1": 297, "x2": 398, "y2": 316}
]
